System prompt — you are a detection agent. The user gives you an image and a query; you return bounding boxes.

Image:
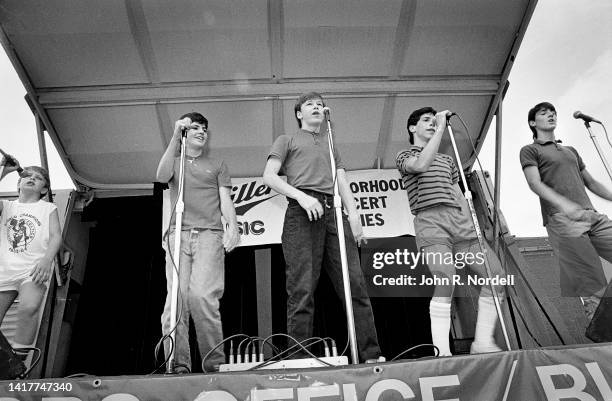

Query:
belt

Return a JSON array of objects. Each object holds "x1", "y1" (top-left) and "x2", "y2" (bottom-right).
[{"x1": 288, "y1": 189, "x2": 334, "y2": 208}]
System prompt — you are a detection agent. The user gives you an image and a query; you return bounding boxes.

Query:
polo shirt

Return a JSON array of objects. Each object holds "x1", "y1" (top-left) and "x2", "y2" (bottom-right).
[
  {"x1": 168, "y1": 155, "x2": 232, "y2": 231},
  {"x1": 268, "y1": 129, "x2": 344, "y2": 195},
  {"x1": 519, "y1": 139, "x2": 593, "y2": 225}
]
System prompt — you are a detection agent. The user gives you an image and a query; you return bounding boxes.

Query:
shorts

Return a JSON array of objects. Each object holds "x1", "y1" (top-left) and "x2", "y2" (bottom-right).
[
  {"x1": 0, "y1": 271, "x2": 35, "y2": 292},
  {"x1": 546, "y1": 209, "x2": 612, "y2": 297},
  {"x1": 414, "y1": 198, "x2": 477, "y2": 251}
]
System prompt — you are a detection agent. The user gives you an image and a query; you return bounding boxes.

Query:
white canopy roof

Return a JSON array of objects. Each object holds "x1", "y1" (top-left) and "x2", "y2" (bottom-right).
[{"x1": 0, "y1": 0, "x2": 536, "y2": 189}]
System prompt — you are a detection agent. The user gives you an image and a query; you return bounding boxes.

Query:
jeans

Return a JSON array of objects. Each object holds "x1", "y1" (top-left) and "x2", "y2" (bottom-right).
[
  {"x1": 282, "y1": 191, "x2": 381, "y2": 361},
  {"x1": 161, "y1": 229, "x2": 225, "y2": 371},
  {"x1": 546, "y1": 210, "x2": 612, "y2": 298}
]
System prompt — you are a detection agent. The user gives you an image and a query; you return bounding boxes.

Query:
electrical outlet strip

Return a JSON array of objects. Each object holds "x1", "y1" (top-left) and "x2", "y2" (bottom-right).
[{"x1": 219, "y1": 356, "x2": 349, "y2": 372}]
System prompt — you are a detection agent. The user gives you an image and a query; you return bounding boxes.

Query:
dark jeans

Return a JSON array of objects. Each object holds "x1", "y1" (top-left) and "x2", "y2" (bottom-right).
[{"x1": 282, "y1": 190, "x2": 381, "y2": 361}]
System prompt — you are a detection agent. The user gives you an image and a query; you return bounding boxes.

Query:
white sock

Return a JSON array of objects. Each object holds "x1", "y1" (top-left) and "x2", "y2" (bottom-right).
[
  {"x1": 429, "y1": 300, "x2": 452, "y2": 356},
  {"x1": 474, "y1": 296, "x2": 498, "y2": 345}
]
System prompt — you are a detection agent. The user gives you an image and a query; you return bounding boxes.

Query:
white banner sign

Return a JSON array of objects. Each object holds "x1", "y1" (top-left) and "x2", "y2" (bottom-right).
[
  {"x1": 231, "y1": 176, "x2": 288, "y2": 247},
  {"x1": 346, "y1": 169, "x2": 414, "y2": 238},
  {"x1": 231, "y1": 169, "x2": 414, "y2": 247}
]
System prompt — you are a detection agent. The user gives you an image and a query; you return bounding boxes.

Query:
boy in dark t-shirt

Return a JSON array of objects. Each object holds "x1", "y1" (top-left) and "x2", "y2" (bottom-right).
[
  {"x1": 263, "y1": 92, "x2": 381, "y2": 363},
  {"x1": 156, "y1": 112, "x2": 239, "y2": 372},
  {"x1": 396, "y1": 107, "x2": 506, "y2": 356},
  {"x1": 520, "y1": 102, "x2": 612, "y2": 321}
]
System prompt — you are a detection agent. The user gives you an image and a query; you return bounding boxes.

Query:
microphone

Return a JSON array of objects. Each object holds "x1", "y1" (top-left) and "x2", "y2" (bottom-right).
[
  {"x1": 180, "y1": 124, "x2": 194, "y2": 137},
  {"x1": 322, "y1": 106, "x2": 331, "y2": 116},
  {"x1": 0, "y1": 149, "x2": 24, "y2": 175},
  {"x1": 573, "y1": 111, "x2": 601, "y2": 124},
  {"x1": 446, "y1": 111, "x2": 456, "y2": 119}
]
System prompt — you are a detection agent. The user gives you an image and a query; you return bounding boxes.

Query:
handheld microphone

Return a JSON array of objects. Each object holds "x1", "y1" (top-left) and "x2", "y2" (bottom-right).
[
  {"x1": 0, "y1": 149, "x2": 24, "y2": 175},
  {"x1": 573, "y1": 111, "x2": 601, "y2": 124},
  {"x1": 180, "y1": 124, "x2": 196, "y2": 138},
  {"x1": 443, "y1": 111, "x2": 456, "y2": 125}
]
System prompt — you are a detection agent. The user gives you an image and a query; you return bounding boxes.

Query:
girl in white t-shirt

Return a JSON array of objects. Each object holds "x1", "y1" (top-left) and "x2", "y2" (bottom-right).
[{"x1": 0, "y1": 159, "x2": 61, "y2": 351}]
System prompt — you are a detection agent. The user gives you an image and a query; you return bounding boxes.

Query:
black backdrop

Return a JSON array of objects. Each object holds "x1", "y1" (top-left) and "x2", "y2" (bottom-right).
[{"x1": 65, "y1": 189, "x2": 431, "y2": 376}]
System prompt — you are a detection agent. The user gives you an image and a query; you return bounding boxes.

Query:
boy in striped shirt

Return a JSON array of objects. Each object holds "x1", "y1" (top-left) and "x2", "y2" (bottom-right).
[{"x1": 396, "y1": 107, "x2": 504, "y2": 356}]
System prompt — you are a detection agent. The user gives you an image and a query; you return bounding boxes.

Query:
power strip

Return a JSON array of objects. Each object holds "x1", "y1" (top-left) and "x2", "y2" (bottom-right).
[{"x1": 219, "y1": 356, "x2": 349, "y2": 372}]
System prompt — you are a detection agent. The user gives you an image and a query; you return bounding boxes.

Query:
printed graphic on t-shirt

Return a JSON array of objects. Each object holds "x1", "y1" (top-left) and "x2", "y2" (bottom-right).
[{"x1": 6, "y1": 213, "x2": 41, "y2": 253}]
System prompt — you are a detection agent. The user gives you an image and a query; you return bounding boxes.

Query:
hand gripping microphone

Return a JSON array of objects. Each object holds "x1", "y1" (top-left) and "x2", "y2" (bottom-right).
[{"x1": 0, "y1": 148, "x2": 24, "y2": 176}]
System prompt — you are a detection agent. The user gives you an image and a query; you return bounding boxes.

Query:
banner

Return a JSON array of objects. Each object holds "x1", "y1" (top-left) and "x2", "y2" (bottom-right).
[
  {"x1": 2, "y1": 343, "x2": 611, "y2": 400},
  {"x1": 231, "y1": 169, "x2": 414, "y2": 247},
  {"x1": 231, "y1": 176, "x2": 287, "y2": 247},
  {"x1": 346, "y1": 169, "x2": 414, "y2": 238}
]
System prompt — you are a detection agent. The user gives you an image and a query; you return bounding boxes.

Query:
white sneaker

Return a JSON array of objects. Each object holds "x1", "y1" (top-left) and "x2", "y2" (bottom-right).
[
  {"x1": 436, "y1": 348, "x2": 453, "y2": 357},
  {"x1": 470, "y1": 341, "x2": 502, "y2": 354}
]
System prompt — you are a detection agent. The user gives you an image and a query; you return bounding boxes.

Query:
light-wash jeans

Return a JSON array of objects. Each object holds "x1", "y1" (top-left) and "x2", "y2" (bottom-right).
[
  {"x1": 161, "y1": 228, "x2": 225, "y2": 371},
  {"x1": 546, "y1": 210, "x2": 612, "y2": 298}
]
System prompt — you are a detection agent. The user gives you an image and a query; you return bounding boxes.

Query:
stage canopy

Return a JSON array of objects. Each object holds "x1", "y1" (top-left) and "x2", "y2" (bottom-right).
[{"x1": 0, "y1": 0, "x2": 536, "y2": 190}]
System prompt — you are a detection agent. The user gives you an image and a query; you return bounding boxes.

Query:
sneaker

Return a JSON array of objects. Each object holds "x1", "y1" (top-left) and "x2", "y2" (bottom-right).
[
  {"x1": 435, "y1": 348, "x2": 453, "y2": 357},
  {"x1": 365, "y1": 356, "x2": 386, "y2": 364},
  {"x1": 172, "y1": 365, "x2": 190, "y2": 374},
  {"x1": 470, "y1": 341, "x2": 502, "y2": 354}
]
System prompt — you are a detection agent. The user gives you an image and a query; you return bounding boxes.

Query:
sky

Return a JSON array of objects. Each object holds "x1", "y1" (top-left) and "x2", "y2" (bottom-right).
[
  {"x1": 476, "y1": 0, "x2": 612, "y2": 236},
  {"x1": 1, "y1": 0, "x2": 611, "y2": 237}
]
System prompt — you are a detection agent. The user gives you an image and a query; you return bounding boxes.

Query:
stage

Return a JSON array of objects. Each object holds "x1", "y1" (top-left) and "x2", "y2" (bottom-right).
[{"x1": 1, "y1": 342, "x2": 611, "y2": 400}]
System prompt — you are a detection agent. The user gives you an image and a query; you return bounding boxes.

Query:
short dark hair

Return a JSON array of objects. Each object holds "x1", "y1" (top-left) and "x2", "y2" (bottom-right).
[
  {"x1": 406, "y1": 107, "x2": 437, "y2": 144},
  {"x1": 294, "y1": 92, "x2": 325, "y2": 128},
  {"x1": 527, "y1": 102, "x2": 556, "y2": 139},
  {"x1": 179, "y1": 112, "x2": 208, "y2": 129},
  {"x1": 18, "y1": 166, "x2": 50, "y2": 199}
]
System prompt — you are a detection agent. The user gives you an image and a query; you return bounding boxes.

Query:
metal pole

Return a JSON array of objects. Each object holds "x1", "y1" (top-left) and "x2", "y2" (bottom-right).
[
  {"x1": 493, "y1": 103, "x2": 503, "y2": 251},
  {"x1": 36, "y1": 115, "x2": 50, "y2": 174},
  {"x1": 325, "y1": 114, "x2": 359, "y2": 365},
  {"x1": 584, "y1": 122, "x2": 612, "y2": 183},
  {"x1": 33, "y1": 115, "x2": 66, "y2": 292},
  {"x1": 35, "y1": 114, "x2": 52, "y2": 204},
  {"x1": 446, "y1": 121, "x2": 512, "y2": 351},
  {"x1": 167, "y1": 133, "x2": 187, "y2": 373}
]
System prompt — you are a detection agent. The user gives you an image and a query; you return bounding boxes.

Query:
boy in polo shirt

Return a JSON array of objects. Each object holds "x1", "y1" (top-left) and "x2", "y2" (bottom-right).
[
  {"x1": 396, "y1": 107, "x2": 505, "y2": 356},
  {"x1": 263, "y1": 92, "x2": 381, "y2": 363},
  {"x1": 156, "y1": 112, "x2": 240, "y2": 372},
  {"x1": 0, "y1": 160, "x2": 61, "y2": 356},
  {"x1": 520, "y1": 102, "x2": 612, "y2": 321}
]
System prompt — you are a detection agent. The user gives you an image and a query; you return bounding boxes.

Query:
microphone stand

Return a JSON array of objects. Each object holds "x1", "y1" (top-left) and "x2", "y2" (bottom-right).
[
  {"x1": 446, "y1": 119, "x2": 512, "y2": 351},
  {"x1": 325, "y1": 112, "x2": 359, "y2": 365},
  {"x1": 581, "y1": 121, "x2": 612, "y2": 182},
  {"x1": 167, "y1": 130, "x2": 187, "y2": 373}
]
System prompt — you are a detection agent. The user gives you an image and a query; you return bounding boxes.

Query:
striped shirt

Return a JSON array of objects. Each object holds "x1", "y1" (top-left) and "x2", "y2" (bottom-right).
[{"x1": 396, "y1": 146, "x2": 460, "y2": 214}]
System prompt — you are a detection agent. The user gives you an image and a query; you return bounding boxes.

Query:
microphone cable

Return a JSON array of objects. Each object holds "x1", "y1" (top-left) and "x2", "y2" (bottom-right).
[{"x1": 151, "y1": 158, "x2": 188, "y2": 374}]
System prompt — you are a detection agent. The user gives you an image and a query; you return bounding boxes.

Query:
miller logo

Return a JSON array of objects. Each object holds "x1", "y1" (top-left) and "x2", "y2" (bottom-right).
[
  {"x1": 232, "y1": 180, "x2": 280, "y2": 236},
  {"x1": 6, "y1": 216, "x2": 37, "y2": 253},
  {"x1": 232, "y1": 180, "x2": 276, "y2": 216}
]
